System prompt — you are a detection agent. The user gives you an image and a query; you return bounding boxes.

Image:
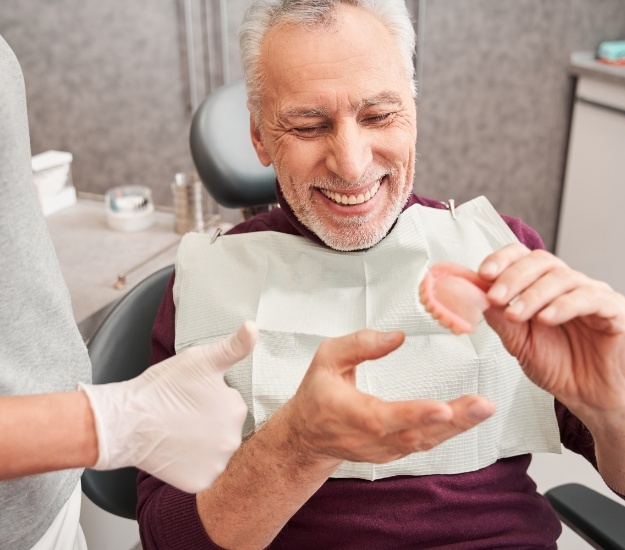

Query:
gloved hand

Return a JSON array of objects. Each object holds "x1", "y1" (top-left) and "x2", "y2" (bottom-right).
[{"x1": 79, "y1": 320, "x2": 257, "y2": 493}]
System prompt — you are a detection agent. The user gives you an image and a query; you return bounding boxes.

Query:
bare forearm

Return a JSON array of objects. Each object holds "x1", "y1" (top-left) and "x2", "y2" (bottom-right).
[
  {"x1": 196, "y1": 403, "x2": 340, "y2": 550},
  {"x1": 585, "y1": 411, "x2": 625, "y2": 495},
  {"x1": 0, "y1": 392, "x2": 98, "y2": 479}
]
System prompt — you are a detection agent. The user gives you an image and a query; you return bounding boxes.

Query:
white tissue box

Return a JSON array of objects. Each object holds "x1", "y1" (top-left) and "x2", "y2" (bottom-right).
[{"x1": 31, "y1": 150, "x2": 77, "y2": 216}]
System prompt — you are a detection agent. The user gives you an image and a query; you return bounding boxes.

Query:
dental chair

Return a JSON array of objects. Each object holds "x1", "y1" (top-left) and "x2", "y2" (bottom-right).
[
  {"x1": 190, "y1": 80, "x2": 277, "y2": 217},
  {"x1": 81, "y1": 264, "x2": 174, "y2": 520},
  {"x1": 79, "y1": 80, "x2": 625, "y2": 545}
]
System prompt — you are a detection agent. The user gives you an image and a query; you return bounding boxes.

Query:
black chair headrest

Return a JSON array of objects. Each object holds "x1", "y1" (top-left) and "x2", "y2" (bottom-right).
[{"x1": 190, "y1": 81, "x2": 277, "y2": 209}]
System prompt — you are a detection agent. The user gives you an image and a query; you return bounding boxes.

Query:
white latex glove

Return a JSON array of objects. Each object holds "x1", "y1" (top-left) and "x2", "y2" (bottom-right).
[{"x1": 79, "y1": 320, "x2": 257, "y2": 493}]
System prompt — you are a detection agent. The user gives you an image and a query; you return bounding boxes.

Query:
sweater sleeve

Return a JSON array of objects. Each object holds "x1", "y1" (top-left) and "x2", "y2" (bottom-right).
[
  {"x1": 137, "y1": 272, "x2": 227, "y2": 549},
  {"x1": 148, "y1": 273, "x2": 176, "y2": 366},
  {"x1": 137, "y1": 472, "x2": 226, "y2": 550},
  {"x1": 500, "y1": 213, "x2": 545, "y2": 252}
]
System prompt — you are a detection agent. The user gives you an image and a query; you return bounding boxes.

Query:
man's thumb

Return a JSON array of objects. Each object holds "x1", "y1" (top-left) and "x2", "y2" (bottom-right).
[{"x1": 315, "y1": 329, "x2": 405, "y2": 375}]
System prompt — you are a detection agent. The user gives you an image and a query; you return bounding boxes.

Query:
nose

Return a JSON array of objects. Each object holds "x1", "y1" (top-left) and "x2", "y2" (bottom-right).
[{"x1": 325, "y1": 120, "x2": 373, "y2": 183}]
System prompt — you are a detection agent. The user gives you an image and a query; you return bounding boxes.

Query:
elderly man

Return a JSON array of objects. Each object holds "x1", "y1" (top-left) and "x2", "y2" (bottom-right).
[{"x1": 137, "y1": 1, "x2": 625, "y2": 548}]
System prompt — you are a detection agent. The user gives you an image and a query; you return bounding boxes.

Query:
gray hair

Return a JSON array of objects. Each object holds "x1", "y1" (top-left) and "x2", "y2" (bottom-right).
[{"x1": 239, "y1": 0, "x2": 416, "y2": 122}]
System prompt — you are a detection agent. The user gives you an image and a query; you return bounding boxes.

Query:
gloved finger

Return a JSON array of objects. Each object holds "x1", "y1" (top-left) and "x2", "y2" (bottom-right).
[{"x1": 211, "y1": 320, "x2": 259, "y2": 373}]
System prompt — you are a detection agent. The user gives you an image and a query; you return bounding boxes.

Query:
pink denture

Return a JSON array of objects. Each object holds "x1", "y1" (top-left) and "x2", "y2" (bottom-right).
[{"x1": 419, "y1": 263, "x2": 492, "y2": 334}]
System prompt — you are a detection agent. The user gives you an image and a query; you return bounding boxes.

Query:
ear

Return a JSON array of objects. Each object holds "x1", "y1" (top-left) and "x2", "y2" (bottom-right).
[{"x1": 250, "y1": 113, "x2": 272, "y2": 167}]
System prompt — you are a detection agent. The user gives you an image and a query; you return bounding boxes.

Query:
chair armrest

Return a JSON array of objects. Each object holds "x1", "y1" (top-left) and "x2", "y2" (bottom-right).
[{"x1": 545, "y1": 483, "x2": 625, "y2": 550}]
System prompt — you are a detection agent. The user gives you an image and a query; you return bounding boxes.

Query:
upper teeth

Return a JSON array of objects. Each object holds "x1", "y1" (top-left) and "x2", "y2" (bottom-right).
[{"x1": 320, "y1": 180, "x2": 381, "y2": 205}]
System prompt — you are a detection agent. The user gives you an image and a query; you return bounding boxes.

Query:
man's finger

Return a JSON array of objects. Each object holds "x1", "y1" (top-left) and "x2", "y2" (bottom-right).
[
  {"x1": 535, "y1": 285, "x2": 625, "y2": 332},
  {"x1": 374, "y1": 394, "x2": 494, "y2": 436},
  {"x1": 429, "y1": 395, "x2": 496, "y2": 434},
  {"x1": 313, "y1": 329, "x2": 405, "y2": 375},
  {"x1": 364, "y1": 398, "x2": 453, "y2": 435},
  {"x1": 479, "y1": 243, "x2": 531, "y2": 281},
  {"x1": 391, "y1": 395, "x2": 496, "y2": 451}
]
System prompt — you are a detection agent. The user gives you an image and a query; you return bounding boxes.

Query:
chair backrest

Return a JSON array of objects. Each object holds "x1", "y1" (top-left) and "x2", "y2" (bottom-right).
[
  {"x1": 81, "y1": 264, "x2": 174, "y2": 520},
  {"x1": 190, "y1": 80, "x2": 277, "y2": 209}
]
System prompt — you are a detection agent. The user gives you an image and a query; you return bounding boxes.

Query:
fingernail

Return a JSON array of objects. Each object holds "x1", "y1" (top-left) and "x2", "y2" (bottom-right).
[
  {"x1": 467, "y1": 402, "x2": 493, "y2": 422},
  {"x1": 381, "y1": 331, "x2": 401, "y2": 343},
  {"x1": 488, "y1": 284, "x2": 507, "y2": 302},
  {"x1": 507, "y1": 299, "x2": 525, "y2": 316},
  {"x1": 480, "y1": 261, "x2": 498, "y2": 278},
  {"x1": 425, "y1": 411, "x2": 450, "y2": 424}
]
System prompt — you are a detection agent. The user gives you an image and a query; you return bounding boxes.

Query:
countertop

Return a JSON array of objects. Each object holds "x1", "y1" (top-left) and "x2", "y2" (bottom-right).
[
  {"x1": 46, "y1": 198, "x2": 195, "y2": 340},
  {"x1": 569, "y1": 52, "x2": 625, "y2": 87}
]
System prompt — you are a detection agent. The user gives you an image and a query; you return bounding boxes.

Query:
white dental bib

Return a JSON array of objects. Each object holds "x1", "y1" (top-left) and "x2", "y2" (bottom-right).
[{"x1": 174, "y1": 196, "x2": 560, "y2": 480}]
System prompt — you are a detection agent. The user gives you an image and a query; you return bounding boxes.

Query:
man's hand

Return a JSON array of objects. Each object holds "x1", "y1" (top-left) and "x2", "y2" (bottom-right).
[
  {"x1": 194, "y1": 329, "x2": 494, "y2": 550},
  {"x1": 285, "y1": 329, "x2": 496, "y2": 465},
  {"x1": 478, "y1": 243, "x2": 625, "y2": 423},
  {"x1": 80, "y1": 321, "x2": 257, "y2": 493}
]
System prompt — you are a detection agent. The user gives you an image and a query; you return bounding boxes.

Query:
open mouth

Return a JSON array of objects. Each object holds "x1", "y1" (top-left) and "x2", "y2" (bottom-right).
[{"x1": 319, "y1": 179, "x2": 381, "y2": 205}]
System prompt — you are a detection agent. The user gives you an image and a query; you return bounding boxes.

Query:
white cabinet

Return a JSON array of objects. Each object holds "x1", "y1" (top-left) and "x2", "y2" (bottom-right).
[{"x1": 556, "y1": 60, "x2": 625, "y2": 294}]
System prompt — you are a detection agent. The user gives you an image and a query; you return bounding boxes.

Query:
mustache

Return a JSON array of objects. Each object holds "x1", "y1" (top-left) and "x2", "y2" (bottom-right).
[{"x1": 308, "y1": 166, "x2": 397, "y2": 191}]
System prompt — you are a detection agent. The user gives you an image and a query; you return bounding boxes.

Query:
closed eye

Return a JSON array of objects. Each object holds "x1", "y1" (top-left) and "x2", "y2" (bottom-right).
[
  {"x1": 362, "y1": 113, "x2": 393, "y2": 125},
  {"x1": 291, "y1": 126, "x2": 328, "y2": 138}
]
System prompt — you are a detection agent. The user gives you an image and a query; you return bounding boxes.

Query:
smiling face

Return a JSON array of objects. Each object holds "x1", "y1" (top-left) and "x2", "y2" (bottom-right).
[{"x1": 250, "y1": 4, "x2": 417, "y2": 251}]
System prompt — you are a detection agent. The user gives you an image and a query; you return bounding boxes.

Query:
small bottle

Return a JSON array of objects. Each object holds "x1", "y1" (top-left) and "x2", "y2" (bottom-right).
[{"x1": 171, "y1": 172, "x2": 210, "y2": 234}]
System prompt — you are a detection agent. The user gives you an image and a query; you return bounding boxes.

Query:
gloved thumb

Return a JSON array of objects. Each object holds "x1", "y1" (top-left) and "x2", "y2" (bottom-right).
[{"x1": 210, "y1": 320, "x2": 259, "y2": 373}]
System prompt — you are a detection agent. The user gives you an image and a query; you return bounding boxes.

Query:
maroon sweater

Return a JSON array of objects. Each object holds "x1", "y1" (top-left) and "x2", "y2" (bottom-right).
[{"x1": 138, "y1": 189, "x2": 598, "y2": 549}]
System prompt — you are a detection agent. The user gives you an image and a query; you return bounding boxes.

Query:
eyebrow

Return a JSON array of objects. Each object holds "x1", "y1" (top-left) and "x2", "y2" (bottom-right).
[
  {"x1": 279, "y1": 106, "x2": 330, "y2": 121},
  {"x1": 278, "y1": 91, "x2": 403, "y2": 122},
  {"x1": 355, "y1": 91, "x2": 403, "y2": 110}
]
